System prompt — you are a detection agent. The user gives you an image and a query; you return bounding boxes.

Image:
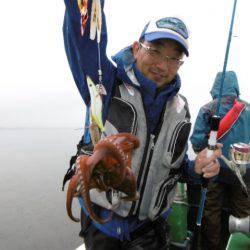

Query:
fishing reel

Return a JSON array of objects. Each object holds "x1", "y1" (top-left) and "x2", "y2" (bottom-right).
[
  {"x1": 230, "y1": 143, "x2": 250, "y2": 165},
  {"x1": 220, "y1": 143, "x2": 250, "y2": 195},
  {"x1": 229, "y1": 215, "x2": 250, "y2": 237}
]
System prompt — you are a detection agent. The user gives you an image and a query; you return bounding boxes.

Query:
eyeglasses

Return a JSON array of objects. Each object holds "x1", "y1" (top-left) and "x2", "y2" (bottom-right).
[{"x1": 139, "y1": 43, "x2": 184, "y2": 67}]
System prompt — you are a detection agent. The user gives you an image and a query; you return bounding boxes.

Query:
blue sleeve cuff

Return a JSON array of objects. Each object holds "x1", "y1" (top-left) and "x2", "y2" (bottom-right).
[{"x1": 187, "y1": 159, "x2": 202, "y2": 184}]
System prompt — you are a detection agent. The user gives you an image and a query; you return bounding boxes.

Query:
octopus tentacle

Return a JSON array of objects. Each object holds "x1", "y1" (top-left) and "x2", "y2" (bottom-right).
[
  {"x1": 66, "y1": 175, "x2": 80, "y2": 222},
  {"x1": 78, "y1": 156, "x2": 113, "y2": 224}
]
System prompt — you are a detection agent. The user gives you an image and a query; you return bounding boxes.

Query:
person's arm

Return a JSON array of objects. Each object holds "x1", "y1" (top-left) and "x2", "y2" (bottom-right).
[{"x1": 63, "y1": 0, "x2": 116, "y2": 105}]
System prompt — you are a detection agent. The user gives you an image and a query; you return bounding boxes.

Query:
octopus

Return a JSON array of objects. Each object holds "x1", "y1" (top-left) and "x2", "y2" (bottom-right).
[{"x1": 66, "y1": 133, "x2": 140, "y2": 224}]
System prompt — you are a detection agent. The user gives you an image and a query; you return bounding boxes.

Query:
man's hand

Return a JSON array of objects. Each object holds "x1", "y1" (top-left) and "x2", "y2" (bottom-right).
[{"x1": 194, "y1": 144, "x2": 223, "y2": 178}]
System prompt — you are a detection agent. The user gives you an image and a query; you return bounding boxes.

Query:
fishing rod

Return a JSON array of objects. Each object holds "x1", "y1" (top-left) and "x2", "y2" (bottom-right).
[{"x1": 196, "y1": 0, "x2": 238, "y2": 226}]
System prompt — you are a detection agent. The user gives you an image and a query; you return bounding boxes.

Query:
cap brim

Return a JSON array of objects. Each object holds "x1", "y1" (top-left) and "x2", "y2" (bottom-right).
[{"x1": 144, "y1": 32, "x2": 189, "y2": 56}]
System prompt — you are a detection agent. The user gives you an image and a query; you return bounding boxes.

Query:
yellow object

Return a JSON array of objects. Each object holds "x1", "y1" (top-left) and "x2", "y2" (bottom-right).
[{"x1": 86, "y1": 76, "x2": 104, "y2": 132}]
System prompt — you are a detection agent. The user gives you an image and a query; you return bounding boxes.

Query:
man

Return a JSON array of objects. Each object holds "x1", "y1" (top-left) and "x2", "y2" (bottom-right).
[
  {"x1": 190, "y1": 71, "x2": 250, "y2": 250},
  {"x1": 63, "y1": 0, "x2": 221, "y2": 249}
]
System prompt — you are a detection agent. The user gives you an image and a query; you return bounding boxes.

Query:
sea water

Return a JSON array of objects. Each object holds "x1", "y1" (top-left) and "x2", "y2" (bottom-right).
[{"x1": 0, "y1": 128, "x2": 85, "y2": 250}]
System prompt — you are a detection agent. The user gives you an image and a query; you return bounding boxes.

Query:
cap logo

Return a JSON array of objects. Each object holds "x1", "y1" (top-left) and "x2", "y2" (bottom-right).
[{"x1": 156, "y1": 17, "x2": 188, "y2": 39}]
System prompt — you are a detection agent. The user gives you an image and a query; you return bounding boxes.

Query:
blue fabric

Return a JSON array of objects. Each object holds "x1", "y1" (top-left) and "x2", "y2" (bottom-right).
[
  {"x1": 78, "y1": 197, "x2": 172, "y2": 241},
  {"x1": 190, "y1": 71, "x2": 250, "y2": 184},
  {"x1": 210, "y1": 71, "x2": 239, "y2": 99},
  {"x1": 133, "y1": 63, "x2": 181, "y2": 133},
  {"x1": 63, "y1": 0, "x2": 116, "y2": 122},
  {"x1": 84, "y1": 106, "x2": 91, "y2": 144},
  {"x1": 181, "y1": 155, "x2": 202, "y2": 185}
]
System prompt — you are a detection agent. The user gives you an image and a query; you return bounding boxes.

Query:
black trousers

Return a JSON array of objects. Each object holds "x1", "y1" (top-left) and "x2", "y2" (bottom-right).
[
  {"x1": 80, "y1": 211, "x2": 169, "y2": 250},
  {"x1": 201, "y1": 182, "x2": 250, "y2": 250}
]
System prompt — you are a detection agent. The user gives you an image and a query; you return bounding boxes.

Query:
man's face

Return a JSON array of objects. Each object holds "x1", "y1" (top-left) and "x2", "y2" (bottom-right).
[{"x1": 132, "y1": 39, "x2": 184, "y2": 88}]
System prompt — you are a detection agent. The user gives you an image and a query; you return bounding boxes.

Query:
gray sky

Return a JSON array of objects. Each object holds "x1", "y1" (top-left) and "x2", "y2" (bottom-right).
[{"x1": 0, "y1": 0, "x2": 249, "y2": 128}]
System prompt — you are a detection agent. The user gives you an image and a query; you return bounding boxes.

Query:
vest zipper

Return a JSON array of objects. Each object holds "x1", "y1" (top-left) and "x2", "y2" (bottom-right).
[
  {"x1": 134, "y1": 134, "x2": 156, "y2": 215},
  {"x1": 128, "y1": 134, "x2": 155, "y2": 215},
  {"x1": 127, "y1": 91, "x2": 166, "y2": 216}
]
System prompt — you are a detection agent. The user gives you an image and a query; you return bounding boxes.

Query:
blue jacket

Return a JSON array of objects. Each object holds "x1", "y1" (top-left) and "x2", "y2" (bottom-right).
[
  {"x1": 63, "y1": 0, "x2": 199, "y2": 240},
  {"x1": 190, "y1": 71, "x2": 250, "y2": 184}
]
